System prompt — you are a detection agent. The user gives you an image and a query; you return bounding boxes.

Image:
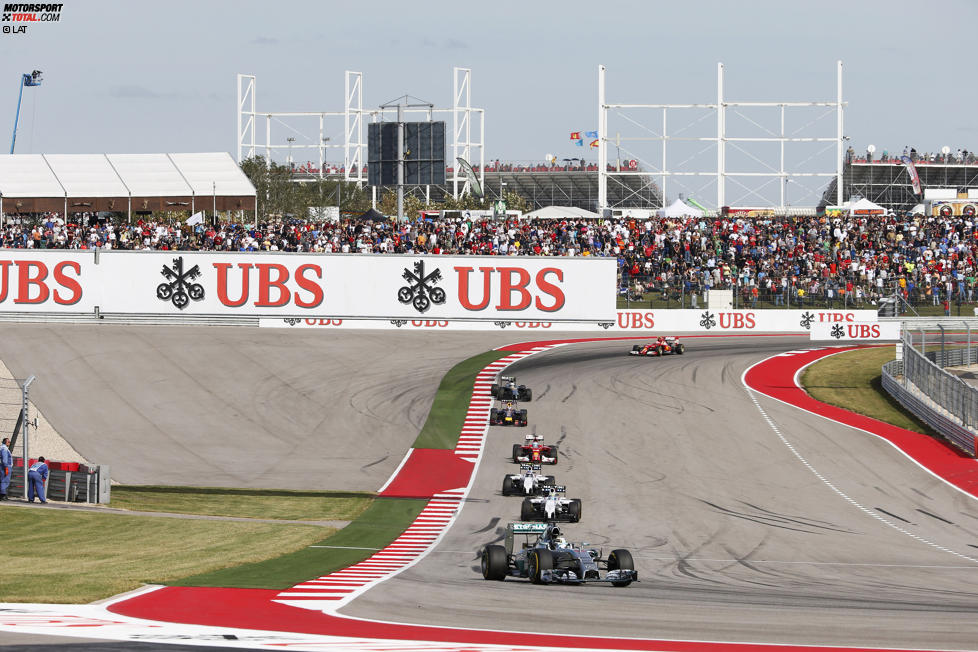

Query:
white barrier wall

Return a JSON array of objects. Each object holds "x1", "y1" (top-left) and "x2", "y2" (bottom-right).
[
  {"x1": 259, "y1": 309, "x2": 879, "y2": 333},
  {"x1": 0, "y1": 251, "x2": 616, "y2": 321}
]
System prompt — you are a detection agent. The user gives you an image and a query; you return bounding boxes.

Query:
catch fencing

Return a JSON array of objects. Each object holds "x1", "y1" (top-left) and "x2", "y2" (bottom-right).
[{"x1": 881, "y1": 329, "x2": 978, "y2": 456}]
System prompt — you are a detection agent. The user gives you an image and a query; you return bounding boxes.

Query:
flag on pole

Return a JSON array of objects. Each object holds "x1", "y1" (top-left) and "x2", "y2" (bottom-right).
[
  {"x1": 585, "y1": 131, "x2": 598, "y2": 138},
  {"x1": 589, "y1": 140, "x2": 599, "y2": 148},
  {"x1": 574, "y1": 139, "x2": 584, "y2": 147},
  {"x1": 187, "y1": 211, "x2": 204, "y2": 226},
  {"x1": 570, "y1": 131, "x2": 581, "y2": 140},
  {"x1": 900, "y1": 155, "x2": 922, "y2": 195}
]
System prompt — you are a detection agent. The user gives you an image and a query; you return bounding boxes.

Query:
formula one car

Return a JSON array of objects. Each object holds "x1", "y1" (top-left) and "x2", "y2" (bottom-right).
[
  {"x1": 512, "y1": 434, "x2": 558, "y2": 465},
  {"x1": 629, "y1": 336, "x2": 685, "y2": 356},
  {"x1": 520, "y1": 486, "x2": 581, "y2": 522},
  {"x1": 481, "y1": 522, "x2": 637, "y2": 586},
  {"x1": 502, "y1": 463, "x2": 556, "y2": 496},
  {"x1": 491, "y1": 376, "x2": 533, "y2": 402},
  {"x1": 490, "y1": 401, "x2": 528, "y2": 427}
]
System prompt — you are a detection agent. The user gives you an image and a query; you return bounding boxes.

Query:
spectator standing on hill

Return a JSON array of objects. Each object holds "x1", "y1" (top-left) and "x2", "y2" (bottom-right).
[
  {"x1": 0, "y1": 438, "x2": 11, "y2": 500},
  {"x1": 27, "y1": 456, "x2": 48, "y2": 503}
]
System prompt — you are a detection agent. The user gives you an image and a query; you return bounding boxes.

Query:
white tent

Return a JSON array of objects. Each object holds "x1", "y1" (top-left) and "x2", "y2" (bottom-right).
[
  {"x1": 848, "y1": 197, "x2": 885, "y2": 216},
  {"x1": 523, "y1": 205, "x2": 600, "y2": 220},
  {"x1": 658, "y1": 198, "x2": 703, "y2": 218}
]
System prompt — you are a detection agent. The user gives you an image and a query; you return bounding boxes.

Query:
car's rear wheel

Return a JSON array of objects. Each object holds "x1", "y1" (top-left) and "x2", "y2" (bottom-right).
[
  {"x1": 631, "y1": 345, "x2": 641, "y2": 352},
  {"x1": 520, "y1": 499, "x2": 536, "y2": 521},
  {"x1": 490, "y1": 384, "x2": 499, "y2": 397},
  {"x1": 518, "y1": 410, "x2": 528, "y2": 426},
  {"x1": 521, "y1": 388, "x2": 533, "y2": 402},
  {"x1": 549, "y1": 447, "x2": 559, "y2": 465},
  {"x1": 568, "y1": 499, "x2": 582, "y2": 522},
  {"x1": 481, "y1": 544, "x2": 508, "y2": 581},
  {"x1": 489, "y1": 408, "x2": 498, "y2": 424},
  {"x1": 528, "y1": 548, "x2": 553, "y2": 584},
  {"x1": 675, "y1": 343, "x2": 685, "y2": 354},
  {"x1": 608, "y1": 548, "x2": 634, "y2": 587}
]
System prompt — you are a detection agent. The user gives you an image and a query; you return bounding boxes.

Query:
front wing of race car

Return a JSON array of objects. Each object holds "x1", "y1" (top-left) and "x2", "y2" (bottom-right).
[{"x1": 537, "y1": 568, "x2": 639, "y2": 584}]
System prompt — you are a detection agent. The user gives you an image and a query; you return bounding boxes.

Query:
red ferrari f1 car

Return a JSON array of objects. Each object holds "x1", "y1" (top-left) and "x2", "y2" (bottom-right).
[{"x1": 629, "y1": 336, "x2": 685, "y2": 357}]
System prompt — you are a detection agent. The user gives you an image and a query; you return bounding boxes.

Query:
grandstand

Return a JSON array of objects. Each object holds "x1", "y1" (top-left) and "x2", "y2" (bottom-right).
[
  {"x1": 823, "y1": 158, "x2": 978, "y2": 213},
  {"x1": 292, "y1": 162, "x2": 663, "y2": 212}
]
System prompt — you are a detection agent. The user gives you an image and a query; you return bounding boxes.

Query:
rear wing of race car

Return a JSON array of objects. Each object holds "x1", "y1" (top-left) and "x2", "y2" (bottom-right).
[
  {"x1": 548, "y1": 486, "x2": 567, "y2": 493},
  {"x1": 500, "y1": 376, "x2": 516, "y2": 383},
  {"x1": 505, "y1": 521, "x2": 549, "y2": 554}
]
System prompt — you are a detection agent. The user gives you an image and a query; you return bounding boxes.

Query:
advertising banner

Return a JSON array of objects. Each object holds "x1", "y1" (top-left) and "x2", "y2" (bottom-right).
[
  {"x1": 0, "y1": 250, "x2": 95, "y2": 312},
  {"x1": 260, "y1": 308, "x2": 880, "y2": 333},
  {"x1": 810, "y1": 321, "x2": 901, "y2": 341},
  {"x1": 0, "y1": 251, "x2": 616, "y2": 321}
]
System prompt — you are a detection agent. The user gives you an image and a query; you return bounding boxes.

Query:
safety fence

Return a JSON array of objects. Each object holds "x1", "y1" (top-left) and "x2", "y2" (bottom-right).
[
  {"x1": 6, "y1": 459, "x2": 111, "y2": 503},
  {"x1": 881, "y1": 333, "x2": 978, "y2": 456}
]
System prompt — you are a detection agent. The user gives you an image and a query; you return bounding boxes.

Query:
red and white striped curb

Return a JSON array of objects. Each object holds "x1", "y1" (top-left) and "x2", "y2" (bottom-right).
[{"x1": 275, "y1": 344, "x2": 562, "y2": 612}]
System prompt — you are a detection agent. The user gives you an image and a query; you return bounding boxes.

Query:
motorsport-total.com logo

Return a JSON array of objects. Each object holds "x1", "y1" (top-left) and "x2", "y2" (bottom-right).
[{"x1": 2, "y1": 3, "x2": 63, "y2": 34}]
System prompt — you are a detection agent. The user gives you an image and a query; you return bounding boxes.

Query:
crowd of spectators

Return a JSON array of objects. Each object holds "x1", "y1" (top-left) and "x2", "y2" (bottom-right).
[
  {"x1": 848, "y1": 145, "x2": 978, "y2": 165},
  {"x1": 3, "y1": 208, "x2": 978, "y2": 310}
]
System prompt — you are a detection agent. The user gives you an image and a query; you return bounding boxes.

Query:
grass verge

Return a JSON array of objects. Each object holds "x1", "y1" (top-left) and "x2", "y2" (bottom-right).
[
  {"x1": 800, "y1": 345, "x2": 937, "y2": 436},
  {"x1": 109, "y1": 486, "x2": 373, "y2": 521},
  {"x1": 171, "y1": 496, "x2": 427, "y2": 589},
  {"x1": 0, "y1": 505, "x2": 327, "y2": 603},
  {"x1": 412, "y1": 349, "x2": 509, "y2": 449}
]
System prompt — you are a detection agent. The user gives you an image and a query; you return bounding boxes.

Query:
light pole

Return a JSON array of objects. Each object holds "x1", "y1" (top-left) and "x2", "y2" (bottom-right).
[
  {"x1": 287, "y1": 137, "x2": 296, "y2": 169},
  {"x1": 10, "y1": 70, "x2": 42, "y2": 154}
]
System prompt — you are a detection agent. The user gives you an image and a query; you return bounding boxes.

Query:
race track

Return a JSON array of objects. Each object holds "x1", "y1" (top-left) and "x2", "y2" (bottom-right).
[
  {"x1": 6, "y1": 328, "x2": 978, "y2": 649},
  {"x1": 0, "y1": 325, "x2": 545, "y2": 490},
  {"x1": 342, "y1": 337, "x2": 978, "y2": 649}
]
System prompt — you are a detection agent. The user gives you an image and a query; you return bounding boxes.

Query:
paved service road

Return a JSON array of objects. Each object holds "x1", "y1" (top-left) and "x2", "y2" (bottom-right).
[
  {"x1": 343, "y1": 337, "x2": 978, "y2": 649},
  {"x1": 0, "y1": 324, "x2": 574, "y2": 490}
]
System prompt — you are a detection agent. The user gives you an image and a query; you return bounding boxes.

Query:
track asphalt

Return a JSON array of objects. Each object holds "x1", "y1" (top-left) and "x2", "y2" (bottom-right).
[{"x1": 5, "y1": 330, "x2": 978, "y2": 650}]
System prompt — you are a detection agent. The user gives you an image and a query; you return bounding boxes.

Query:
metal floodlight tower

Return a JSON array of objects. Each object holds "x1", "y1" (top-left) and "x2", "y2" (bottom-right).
[
  {"x1": 452, "y1": 67, "x2": 484, "y2": 199},
  {"x1": 10, "y1": 70, "x2": 42, "y2": 154},
  {"x1": 597, "y1": 61, "x2": 845, "y2": 211}
]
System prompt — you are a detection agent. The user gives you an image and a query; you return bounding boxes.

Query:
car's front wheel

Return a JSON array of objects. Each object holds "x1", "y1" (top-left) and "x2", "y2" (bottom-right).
[
  {"x1": 608, "y1": 548, "x2": 634, "y2": 587},
  {"x1": 529, "y1": 548, "x2": 553, "y2": 584}
]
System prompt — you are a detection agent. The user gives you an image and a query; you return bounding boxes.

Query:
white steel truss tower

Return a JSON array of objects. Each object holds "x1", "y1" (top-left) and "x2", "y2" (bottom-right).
[{"x1": 597, "y1": 61, "x2": 845, "y2": 211}]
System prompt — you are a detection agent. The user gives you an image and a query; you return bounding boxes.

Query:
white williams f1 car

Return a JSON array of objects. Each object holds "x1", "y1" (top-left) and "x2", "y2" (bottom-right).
[
  {"x1": 520, "y1": 486, "x2": 581, "y2": 523},
  {"x1": 481, "y1": 522, "x2": 637, "y2": 586},
  {"x1": 502, "y1": 463, "x2": 556, "y2": 496}
]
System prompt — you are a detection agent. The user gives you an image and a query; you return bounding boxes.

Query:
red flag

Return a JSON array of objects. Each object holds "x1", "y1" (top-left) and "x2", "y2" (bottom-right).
[
  {"x1": 589, "y1": 140, "x2": 599, "y2": 148},
  {"x1": 569, "y1": 131, "x2": 581, "y2": 140}
]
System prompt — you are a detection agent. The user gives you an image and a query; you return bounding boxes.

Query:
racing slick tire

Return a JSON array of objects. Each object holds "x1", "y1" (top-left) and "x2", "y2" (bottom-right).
[
  {"x1": 512, "y1": 444, "x2": 523, "y2": 462},
  {"x1": 520, "y1": 498, "x2": 537, "y2": 522},
  {"x1": 529, "y1": 548, "x2": 553, "y2": 584},
  {"x1": 490, "y1": 384, "x2": 499, "y2": 398},
  {"x1": 520, "y1": 388, "x2": 533, "y2": 402},
  {"x1": 518, "y1": 410, "x2": 528, "y2": 426},
  {"x1": 489, "y1": 408, "x2": 499, "y2": 425},
  {"x1": 502, "y1": 477, "x2": 514, "y2": 496},
  {"x1": 608, "y1": 549, "x2": 635, "y2": 587},
  {"x1": 549, "y1": 446, "x2": 558, "y2": 465},
  {"x1": 481, "y1": 544, "x2": 508, "y2": 581},
  {"x1": 568, "y1": 499, "x2": 582, "y2": 523},
  {"x1": 675, "y1": 343, "x2": 685, "y2": 354},
  {"x1": 631, "y1": 345, "x2": 641, "y2": 353}
]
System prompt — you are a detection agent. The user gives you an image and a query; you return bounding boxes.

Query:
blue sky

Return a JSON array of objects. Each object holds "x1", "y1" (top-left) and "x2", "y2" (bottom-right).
[{"x1": 2, "y1": 0, "x2": 976, "y2": 205}]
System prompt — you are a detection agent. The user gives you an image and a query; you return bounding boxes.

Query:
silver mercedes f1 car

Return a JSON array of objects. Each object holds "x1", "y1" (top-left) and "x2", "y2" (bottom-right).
[{"x1": 481, "y1": 522, "x2": 637, "y2": 586}]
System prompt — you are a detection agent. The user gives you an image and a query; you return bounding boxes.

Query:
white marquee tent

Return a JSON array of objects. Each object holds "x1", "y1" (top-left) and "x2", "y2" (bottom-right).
[
  {"x1": 523, "y1": 205, "x2": 601, "y2": 220},
  {"x1": 0, "y1": 152, "x2": 256, "y2": 220},
  {"x1": 658, "y1": 198, "x2": 703, "y2": 218}
]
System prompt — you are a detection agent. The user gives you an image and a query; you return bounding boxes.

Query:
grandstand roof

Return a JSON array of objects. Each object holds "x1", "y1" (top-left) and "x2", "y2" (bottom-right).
[{"x1": 0, "y1": 153, "x2": 256, "y2": 213}]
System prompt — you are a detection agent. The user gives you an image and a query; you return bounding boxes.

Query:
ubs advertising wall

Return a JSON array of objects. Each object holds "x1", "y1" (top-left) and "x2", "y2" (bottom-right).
[{"x1": 0, "y1": 251, "x2": 616, "y2": 321}]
